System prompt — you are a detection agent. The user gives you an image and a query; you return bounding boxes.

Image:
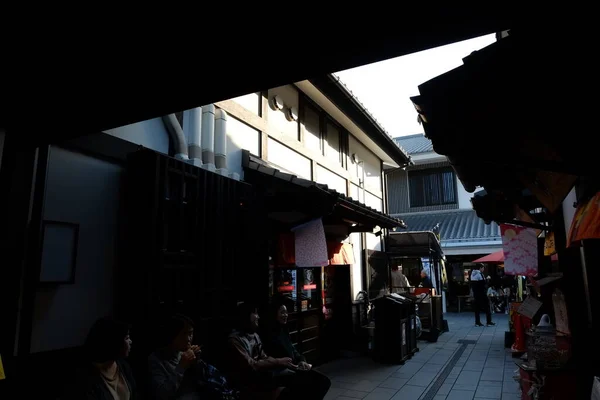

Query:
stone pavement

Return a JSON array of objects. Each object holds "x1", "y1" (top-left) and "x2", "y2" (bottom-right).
[{"x1": 317, "y1": 312, "x2": 521, "y2": 400}]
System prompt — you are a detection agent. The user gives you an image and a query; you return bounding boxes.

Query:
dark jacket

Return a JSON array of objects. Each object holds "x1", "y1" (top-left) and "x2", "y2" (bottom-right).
[
  {"x1": 64, "y1": 359, "x2": 137, "y2": 400},
  {"x1": 266, "y1": 326, "x2": 305, "y2": 365},
  {"x1": 470, "y1": 272, "x2": 487, "y2": 300}
]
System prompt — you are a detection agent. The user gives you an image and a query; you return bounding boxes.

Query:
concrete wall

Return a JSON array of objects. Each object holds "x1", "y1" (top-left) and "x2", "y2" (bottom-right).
[
  {"x1": 30, "y1": 146, "x2": 123, "y2": 353},
  {"x1": 349, "y1": 135, "x2": 381, "y2": 194},
  {"x1": 266, "y1": 137, "x2": 312, "y2": 179},
  {"x1": 457, "y1": 181, "x2": 474, "y2": 209},
  {"x1": 227, "y1": 115, "x2": 261, "y2": 178},
  {"x1": 267, "y1": 86, "x2": 299, "y2": 140},
  {"x1": 104, "y1": 117, "x2": 170, "y2": 154},
  {"x1": 231, "y1": 92, "x2": 261, "y2": 116},
  {"x1": 24, "y1": 80, "x2": 394, "y2": 352},
  {"x1": 315, "y1": 165, "x2": 347, "y2": 195}
]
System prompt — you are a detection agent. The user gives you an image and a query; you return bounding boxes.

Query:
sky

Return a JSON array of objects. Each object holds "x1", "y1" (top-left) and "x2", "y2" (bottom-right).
[{"x1": 335, "y1": 34, "x2": 496, "y2": 138}]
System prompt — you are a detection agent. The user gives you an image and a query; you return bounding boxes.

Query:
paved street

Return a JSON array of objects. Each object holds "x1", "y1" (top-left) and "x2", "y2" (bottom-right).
[{"x1": 318, "y1": 312, "x2": 520, "y2": 400}]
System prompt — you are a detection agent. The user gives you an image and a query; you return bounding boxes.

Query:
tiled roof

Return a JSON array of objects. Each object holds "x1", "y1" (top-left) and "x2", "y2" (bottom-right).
[
  {"x1": 394, "y1": 134, "x2": 434, "y2": 155},
  {"x1": 242, "y1": 150, "x2": 407, "y2": 229},
  {"x1": 392, "y1": 209, "x2": 500, "y2": 244}
]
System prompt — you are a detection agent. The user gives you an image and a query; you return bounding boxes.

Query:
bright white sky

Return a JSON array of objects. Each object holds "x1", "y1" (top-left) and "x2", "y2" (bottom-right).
[{"x1": 336, "y1": 34, "x2": 496, "y2": 138}]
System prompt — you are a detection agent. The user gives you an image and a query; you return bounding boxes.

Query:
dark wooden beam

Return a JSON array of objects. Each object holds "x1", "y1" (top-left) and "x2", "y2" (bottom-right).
[{"x1": 5, "y1": 9, "x2": 518, "y2": 147}]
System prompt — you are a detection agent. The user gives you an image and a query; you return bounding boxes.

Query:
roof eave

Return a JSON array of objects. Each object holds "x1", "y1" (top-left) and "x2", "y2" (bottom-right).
[{"x1": 308, "y1": 74, "x2": 413, "y2": 166}]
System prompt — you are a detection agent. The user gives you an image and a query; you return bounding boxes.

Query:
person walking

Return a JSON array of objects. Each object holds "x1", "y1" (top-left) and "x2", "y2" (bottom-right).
[{"x1": 471, "y1": 264, "x2": 495, "y2": 327}]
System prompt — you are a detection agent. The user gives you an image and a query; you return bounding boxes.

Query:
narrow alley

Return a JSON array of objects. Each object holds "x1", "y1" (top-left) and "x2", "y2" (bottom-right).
[{"x1": 318, "y1": 313, "x2": 519, "y2": 400}]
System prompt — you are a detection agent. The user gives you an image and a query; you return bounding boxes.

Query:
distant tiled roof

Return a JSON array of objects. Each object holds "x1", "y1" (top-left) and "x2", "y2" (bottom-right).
[
  {"x1": 392, "y1": 209, "x2": 501, "y2": 244},
  {"x1": 394, "y1": 134, "x2": 434, "y2": 155}
]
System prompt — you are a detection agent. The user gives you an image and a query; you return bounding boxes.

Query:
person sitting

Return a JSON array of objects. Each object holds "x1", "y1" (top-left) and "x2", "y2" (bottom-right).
[
  {"x1": 226, "y1": 302, "x2": 299, "y2": 400},
  {"x1": 148, "y1": 313, "x2": 238, "y2": 400},
  {"x1": 391, "y1": 265, "x2": 411, "y2": 294},
  {"x1": 265, "y1": 297, "x2": 331, "y2": 400},
  {"x1": 487, "y1": 285, "x2": 504, "y2": 313},
  {"x1": 420, "y1": 269, "x2": 433, "y2": 289},
  {"x1": 66, "y1": 316, "x2": 137, "y2": 399}
]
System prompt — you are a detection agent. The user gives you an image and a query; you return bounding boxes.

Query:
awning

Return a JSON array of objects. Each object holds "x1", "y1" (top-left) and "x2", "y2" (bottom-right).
[
  {"x1": 472, "y1": 249, "x2": 557, "y2": 263},
  {"x1": 242, "y1": 150, "x2": 406, "y2": 231},
  {"x1": 387, "y1": 231, "x2": 444, "y2": 258},
  {"x1": 472, "y1": 250, "x2": 504, "y2": 263}
]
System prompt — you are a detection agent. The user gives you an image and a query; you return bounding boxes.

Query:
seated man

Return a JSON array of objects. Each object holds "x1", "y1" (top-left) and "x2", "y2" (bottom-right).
[
  {"x1": 149, "y1": 313, "x2": 238, "y2": 400},
  {"x1": 226, "y1": 303, "x2": 304, "y2": 400}
]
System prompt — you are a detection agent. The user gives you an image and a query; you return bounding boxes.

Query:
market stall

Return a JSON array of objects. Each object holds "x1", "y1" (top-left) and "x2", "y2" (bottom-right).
[
  {"x1": 407, "y1": 29, "x2": 600, "y2": 397},
  {"x1": 386, "y1": 230, "x2": 447, "y2": 341}
]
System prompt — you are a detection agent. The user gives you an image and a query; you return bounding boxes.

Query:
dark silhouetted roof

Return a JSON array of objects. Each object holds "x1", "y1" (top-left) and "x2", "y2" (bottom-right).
[
  {"x1": 393, "y1": 209, "x2": 500, "y2": 244},
  {"x1": 394, "y1": 134, "x2": 434, "y2": 155}
]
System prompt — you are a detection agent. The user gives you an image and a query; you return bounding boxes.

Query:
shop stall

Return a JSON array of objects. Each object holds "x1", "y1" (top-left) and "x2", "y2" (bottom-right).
[
  {"x1": 408, "y1": 30, "x2": 600, "y2": 397},
  {"x1": 386, "y1": 230, "x2": 447, "y2": 341},
  {"x1": 242, "y1": 151, "x2": 405, "y2": 364}
]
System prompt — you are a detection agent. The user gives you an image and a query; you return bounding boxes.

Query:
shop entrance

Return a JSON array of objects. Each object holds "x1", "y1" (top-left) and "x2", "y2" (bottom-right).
[{"x1": 321, "y1": 265, "x2": 353, "y2": 360}]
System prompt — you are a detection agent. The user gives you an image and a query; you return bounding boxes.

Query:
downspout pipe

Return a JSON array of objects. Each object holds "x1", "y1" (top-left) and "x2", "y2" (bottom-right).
[
  {"x1": 162, "y1": 114, "x2": 189, "y2": 160},
  {"x1": 201, "y1": 105, "x2": 216, "y2": 171},
  {"x1": 214, "y1": 108, "x2": 228, "y2": 176},
  {"x1": 184, "y1": 107, "x2": 202, "y2": 166}
]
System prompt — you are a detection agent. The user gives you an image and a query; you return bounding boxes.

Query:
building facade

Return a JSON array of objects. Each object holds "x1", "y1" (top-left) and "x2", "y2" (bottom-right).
[
  {"x1": 4, "y1": 74, "x2": 409, "y2": 382},
  {"x1": 387, "y1": 133, "x2": 501, "y2": 257}
]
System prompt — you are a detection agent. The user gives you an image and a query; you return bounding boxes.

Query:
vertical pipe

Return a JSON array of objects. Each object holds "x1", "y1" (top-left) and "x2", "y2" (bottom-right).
[
  {"x1": 214, "y1": 109, "x2": 228, "y2": 172},
  {"x1": 201, "y1": 105, "x2": 215, "y2": 170},
  {"x1": 185, "y1": 108, "x2": 203, "y2": 164}
]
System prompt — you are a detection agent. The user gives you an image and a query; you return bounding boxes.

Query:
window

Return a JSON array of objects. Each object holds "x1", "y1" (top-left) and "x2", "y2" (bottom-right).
[
  {"x1": 300, "y1": 95, "x2": 349, "y2": 169},
  {"x1": 325, "y1": 121, "x2": 341, "y2": 164},
  {"x1": 409, "y1": 168, "x2": 456, "y2": 207},
  {"x1": 303, "y1": 104, "x2": 321, "y2": 153}
]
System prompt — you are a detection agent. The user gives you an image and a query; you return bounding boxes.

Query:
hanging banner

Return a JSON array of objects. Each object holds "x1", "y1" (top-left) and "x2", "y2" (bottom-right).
[
  {"x1": 327, "y1": 242, "x2": 355, "y2": 265},
  {"x1": 292, "y1": 218, "x2": 329, "y2": 267},
  {"x1": 500, "y1": 224, "x2": 538, "y2": 276},
  {"x1": 567, "y1": 191, "x2": 600, "y2": 247},
  {"x1": 544, "y1": 231, "x2": 556, "y2": 256},
  {"x1": 440, "y1": 259, "x2": 448, "y2": 289},
  {"x1": 277, "y1": 233, "x2": 296, "y2": 265}
]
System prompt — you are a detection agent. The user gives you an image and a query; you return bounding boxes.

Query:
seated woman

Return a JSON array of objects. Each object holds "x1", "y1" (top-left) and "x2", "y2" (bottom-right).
[
  {"x1": 148, "y1": 313, "x2": 238, "y2": 400},
  {"x1": 226, "y1": 302, "x2": 298, "y2": 400},
  {"x1": 66, "y1": 316, "x2": 137, "y2": 399},
  {"x1": 265, "y1": 298, "x2": 331, "y2": 400}
]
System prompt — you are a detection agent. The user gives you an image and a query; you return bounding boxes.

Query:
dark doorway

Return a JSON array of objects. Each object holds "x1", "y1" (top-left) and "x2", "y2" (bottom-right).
[{"x1": 321, "y1": 266, "x2": 353, "y2": 361}]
